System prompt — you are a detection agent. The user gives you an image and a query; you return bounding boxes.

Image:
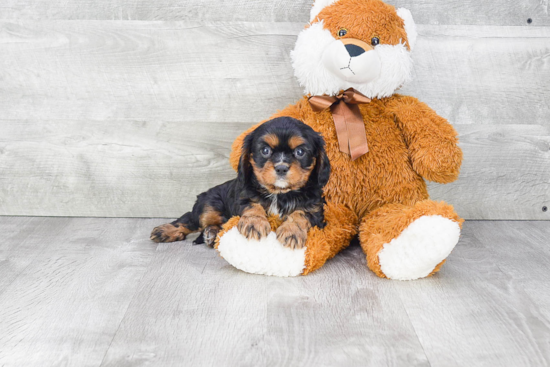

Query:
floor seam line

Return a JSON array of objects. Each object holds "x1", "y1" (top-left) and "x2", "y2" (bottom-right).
[
  {"x1": 98, "y1": 222, "x2": 160, "y2": 367},
  {"x1": 392, "y1": 282, "x2": 433, "y2": 367}
]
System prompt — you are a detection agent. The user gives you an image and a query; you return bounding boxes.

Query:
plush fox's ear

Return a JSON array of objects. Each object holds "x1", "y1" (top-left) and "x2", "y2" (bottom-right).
[
  {"x1": 310, "y1": 0, "x2": 339, "y2": 22},
  {"x1": 396, "y1": 8, "x2": 417, "y2": 51}
]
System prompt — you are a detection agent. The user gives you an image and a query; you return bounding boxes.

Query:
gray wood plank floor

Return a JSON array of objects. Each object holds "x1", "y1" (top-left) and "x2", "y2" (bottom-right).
[{"x1": 0, "y1": 217, "x2": 549, "y2": 367}]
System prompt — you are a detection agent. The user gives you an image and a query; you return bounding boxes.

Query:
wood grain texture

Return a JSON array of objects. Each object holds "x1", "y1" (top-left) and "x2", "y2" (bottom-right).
[
  {"x1": 0, "y1": 21, "x2": 303, "y2": 124},
  {"x1": 0, "y1": 217, "x2": 67, "y2": 294},
  {"x1": 262, "y1": 247, "x2": 430, "y2": 366},
  {"x1": 1, "y1": 121, "x2": 548, "y2": 219},
  {"x1": 0, "y1": 0, "x2": 549, "y2": 26},
  {"x1": 402, "y1": 25, "x2": 550, "y2": 127},
  {"x1": 472, "y1": 221, "x2": 550, "y2": 334},
  {"x1": 0, "y1": 22, "x2": 549, "y2": 219},
  {"x1": 429, "y1": 124, "x2": 550, "y2": 220},
  {"x1": 0, "y1": 217, "x2": 549, "y2": 366},
  {"x1": 100, "y1": 228, "x2": 271, "y2": 367},
  {"x1": 0, "y1": 22, "x2": 549, "y2": 126},
  {"x1": 391, "y1": 220, "x2": 550, "y2": 367},
  {"x1": 0, "y1": 119, "x2": 239, "y2": 217},
  {"x1": 0, "y1": 0, "x2": 312, "y2": 22},
  {"x1": 0, "y1": 218, "x2": 158, "y2": 367},
  {"x1": 100, "y1": 222, "x2": 430, "y2": 367}
]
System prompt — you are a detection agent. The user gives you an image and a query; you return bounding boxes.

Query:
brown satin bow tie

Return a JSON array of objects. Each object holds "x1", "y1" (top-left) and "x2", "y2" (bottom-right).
[{"x1": 308, "y1": 88, "x2": 371, "y2": 160}]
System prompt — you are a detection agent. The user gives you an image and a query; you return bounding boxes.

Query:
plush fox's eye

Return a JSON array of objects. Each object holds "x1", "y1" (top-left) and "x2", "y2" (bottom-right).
[
  {"x1": 371, "y1": 37, "x2": 380, "y2": 46},
  {"x1": 337, "y1": 28, "x2": 348, "y2": 37}
]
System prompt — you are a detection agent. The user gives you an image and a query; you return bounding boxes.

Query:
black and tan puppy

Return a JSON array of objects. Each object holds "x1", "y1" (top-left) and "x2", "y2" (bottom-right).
[{"x1": 150, "y1": 116, "x2": 330, "y2": 249}]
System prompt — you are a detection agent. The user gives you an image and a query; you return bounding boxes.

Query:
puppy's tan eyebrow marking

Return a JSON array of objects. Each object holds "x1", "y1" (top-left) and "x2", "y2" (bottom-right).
[
  {"x1": 263, "y1": 133, "x2": 279, "y2": 148},
  {"x1": 289, "y1": 136, "x2": 306, "y2": 150}
]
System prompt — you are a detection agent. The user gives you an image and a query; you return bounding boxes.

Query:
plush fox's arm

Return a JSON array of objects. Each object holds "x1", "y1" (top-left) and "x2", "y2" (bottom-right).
[
  {"x1": 387, "y1": 95, "x2": 462, "y2": 184},
  {"x1": 229, "y1": 101, "x2": 307, "y2": 171}
]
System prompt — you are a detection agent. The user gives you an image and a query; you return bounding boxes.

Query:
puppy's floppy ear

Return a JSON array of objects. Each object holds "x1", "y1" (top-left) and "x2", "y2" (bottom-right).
[
  {"x1": 237, "y1": 132, "x2": 255, "y2": 186},
  {"x1": 311, "y1": 132, "x2": 331, "y2": 188},
  {"x1": 315, "y1": 145, "x2": 331, "y2": 188}
]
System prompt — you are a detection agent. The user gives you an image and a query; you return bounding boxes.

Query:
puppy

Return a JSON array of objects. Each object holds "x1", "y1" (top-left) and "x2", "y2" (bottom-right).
[{"x1": 150, "y1": 116, "x2": 330, "y2": 249}]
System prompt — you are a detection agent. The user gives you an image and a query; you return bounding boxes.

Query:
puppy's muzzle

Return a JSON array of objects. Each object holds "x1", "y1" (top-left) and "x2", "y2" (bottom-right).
[
  {"x1": 275, "y1": 164, "x2": 289, "y2": 176},
  {"x1": 274, "y1": 163, "x2": 290, "y2": 189}
]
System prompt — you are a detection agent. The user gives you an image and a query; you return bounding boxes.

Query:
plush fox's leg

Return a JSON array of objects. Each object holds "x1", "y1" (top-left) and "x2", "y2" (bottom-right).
[
  {"x1": 359, "y1": 200, "x2": 463, "y2": 280},
  {"x1": 302, "y1": 203, "x2": 357, "y2": 275},
  {"x1": 215, "y1": 202, "x2": 357, "y2": 277}
]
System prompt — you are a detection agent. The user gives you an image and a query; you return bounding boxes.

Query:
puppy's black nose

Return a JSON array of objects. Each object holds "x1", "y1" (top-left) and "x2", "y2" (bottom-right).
[
  {"x1": 275, "y1": 165, "x2": 289, "y2": 175},
  {"x1": 345, "y1": 44, "x2": 365, "y2": 57}
]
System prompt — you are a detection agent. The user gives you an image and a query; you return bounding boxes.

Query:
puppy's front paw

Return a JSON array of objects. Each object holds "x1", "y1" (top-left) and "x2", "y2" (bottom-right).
[
  {"x1": 203, "y1": 225, "x2": 221, "y2": 247},
  {"x1": 237, "y1": 215, "x2": 271, "y2": 240},
  {"x1": 150, "y1": 223, "x2": 186, "y2": 243},
  {"x1": 276, "y1": 222, "x2": 307, "y2": 249}
]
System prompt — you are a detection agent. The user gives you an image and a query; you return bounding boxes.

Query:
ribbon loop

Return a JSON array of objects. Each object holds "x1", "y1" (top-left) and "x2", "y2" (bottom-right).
[
  {"x1": 308, "y1": 95, "x2": 338, "y2": 112},
  {"x1": 308, "y1": 88, "x2": 371, "y2": 160}
]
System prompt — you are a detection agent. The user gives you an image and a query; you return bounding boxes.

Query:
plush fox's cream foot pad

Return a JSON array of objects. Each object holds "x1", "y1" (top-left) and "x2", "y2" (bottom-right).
[
  {"x1": 217, "y1": 228, "x2": 306, "y2": 277},
  {"x1": 378, "y1": 215, "x2": 460, "y2": 280}
]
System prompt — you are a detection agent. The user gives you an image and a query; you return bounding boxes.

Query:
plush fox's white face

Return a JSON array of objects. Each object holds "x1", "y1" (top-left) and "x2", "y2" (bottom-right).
[{"x1": 291, "y1": 0, "x2": 417, "y2": 99}]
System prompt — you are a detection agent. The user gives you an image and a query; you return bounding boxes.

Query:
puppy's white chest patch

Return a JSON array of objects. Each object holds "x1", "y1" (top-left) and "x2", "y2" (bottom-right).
[{"x1": 268, "y1": 195, "x2": 279, "y2": 216}]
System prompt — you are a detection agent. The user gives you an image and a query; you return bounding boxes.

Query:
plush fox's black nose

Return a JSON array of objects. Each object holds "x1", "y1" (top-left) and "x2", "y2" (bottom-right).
[
  {"x1": 275, "y1": 165, "x2": 289, "y2": 175},
  {"x1": 345, "y1": 44, "x2": 365, "y2": 57}
]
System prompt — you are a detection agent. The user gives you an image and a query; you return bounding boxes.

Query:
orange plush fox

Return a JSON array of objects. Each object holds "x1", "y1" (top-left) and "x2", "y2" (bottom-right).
[{"x1": 216, "y1": 0, "x2": 463, "y2": 280}]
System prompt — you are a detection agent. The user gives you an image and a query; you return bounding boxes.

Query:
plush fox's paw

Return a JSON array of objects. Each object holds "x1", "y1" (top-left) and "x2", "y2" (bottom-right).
[
  {"x1": 237, "y1": 215, "x2": 271, "y2": 241},
  {"x1": 216, "y1": 202, "x2": 357, "y2": 277},
  {"x1": 276, "y1": 222, "x2": 307, "y2": 249},
  {"x1": 150, "y1": 223, "x2": 187, "y2": 243}
]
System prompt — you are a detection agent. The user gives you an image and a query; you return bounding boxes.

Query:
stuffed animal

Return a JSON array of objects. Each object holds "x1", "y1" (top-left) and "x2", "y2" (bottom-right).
[{"x1": 215, "y1": 0, "x2": 463, "y2": 280}]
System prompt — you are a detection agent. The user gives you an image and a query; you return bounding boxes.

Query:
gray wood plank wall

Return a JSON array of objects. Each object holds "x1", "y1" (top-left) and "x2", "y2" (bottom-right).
[
  {"x1": 1, "y1": 0, "x2": 549, "y2": 25},
  {"x1": 0, "y1": 1, "x2": 549, "y2": 219}
]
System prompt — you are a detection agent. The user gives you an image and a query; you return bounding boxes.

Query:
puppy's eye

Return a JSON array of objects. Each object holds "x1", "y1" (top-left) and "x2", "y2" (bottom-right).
[
  {"x1": 371, "y1": 37, "x2": 380, "y2": 46},
  {"x1": 294, "y1": 148, "x2": 305, "y2": 158},
  {"x1": 337, "y1": 28, "x2": 348, "y2": 37},
  {"x1": 261, "y1": 147, "x2": 272, "y2": 157}
]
